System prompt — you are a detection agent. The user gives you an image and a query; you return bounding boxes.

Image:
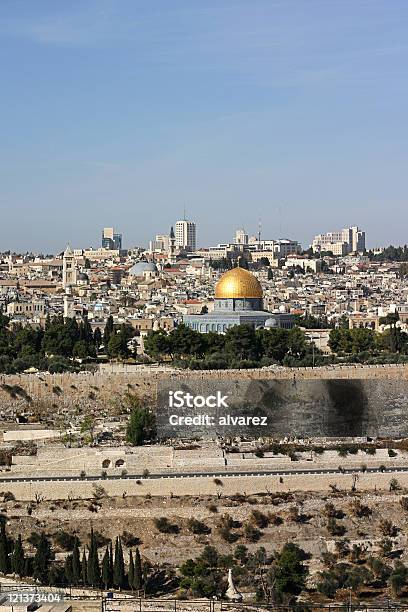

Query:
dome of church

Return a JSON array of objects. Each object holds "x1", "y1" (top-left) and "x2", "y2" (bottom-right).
[
  {"x1": 128, "y1": 261, "x2": 158, "y2": 276},
  {"x1": 215, "y1": 266, "x2": 263, "y2": 299}
]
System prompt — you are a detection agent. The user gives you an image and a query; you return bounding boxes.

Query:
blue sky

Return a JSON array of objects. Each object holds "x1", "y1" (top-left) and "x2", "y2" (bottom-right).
[{"x1": 1, "y1": 0, "x2": 407, "y2": 252}]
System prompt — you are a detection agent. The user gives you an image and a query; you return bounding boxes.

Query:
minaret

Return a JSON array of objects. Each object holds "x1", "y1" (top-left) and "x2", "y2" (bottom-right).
[
  {"x1": 168, "y1": 226, "x2": 176, "y2": 265},
  {"x1": 62, "y1": 245, "x2": 77, "y2": 289}
]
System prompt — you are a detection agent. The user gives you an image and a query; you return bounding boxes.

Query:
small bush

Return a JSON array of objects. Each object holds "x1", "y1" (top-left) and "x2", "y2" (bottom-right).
[
  {"x1": 121, "y1": 531, "x2": 141, "y2": 547},
  {"x1": 244, "y1": 523, "x2": 261, "y2": 542},
  {"x1": 250, "y1": 509, "x2": 269, "y2": 529},
  {"x1": 187, "y1": 518, "x2": 211, "y2": 535},
  {"x1": 53, "y1": 531, "x2": 77, "y2": 551},
  {"x1": 154, "y1": 517, "x2": 179, "y2": 534}
]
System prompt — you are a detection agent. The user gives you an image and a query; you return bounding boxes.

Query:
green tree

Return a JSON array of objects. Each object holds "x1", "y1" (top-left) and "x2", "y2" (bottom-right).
[
  {"x1": 93, "y1": 327, "x2": 102, "y2": 352},
  {"x1": 64, "y1": 554, "x2": 73, "y2": 584},
  {"x1": 113, "y1": 537, "x2": 126, "y2": 589},
  {"x1": 87, "y1": 528, "x2": 101, "y2": 587},
  {"x1": 133, "y1": 547, "x2": 143, "y2": 591},
  {"x1": 389, "y1": 562, "x2": 408, "y2": 597},
  {"x1": 257, "y1": 328, "x2": 289, "y2": 363},
  {"x1": 72, "y1": 536, "x2": 81, "y2": 585},
  {"x1": 170, "y1": 324, "x2": 206, "y2": 359},
  {"x1": 73, "y1": 340, "x2": 89, "y2": 359},
  {"x1": 33, "y1": 532, "x2": 53, "y2": 584},
  {"x1": 272, "y1": 542, "x2": 308, "y2": 596},
  {"x1": 42, "y1": 316, "x2": 79, "y2": 357},
  {"x1": 143, "y1": 329, "x2": 171, "y2": 360},
  {"x1": 11, "y1": 533, "x2": 25, "y2": 577},
  {"x1": 102, "y1": 545, "x2": 112, "y2": 589},
  {"x1": 108, "y1": 329, "x2": 130, "y2": 358},
  {"x1": 80, "y1": 415, "x2": 95, "y2": 442},
  {"x1": 0, "y1": 523, "x2": 10, "y2": 574},
  {"x1": 81, "y1": 548, "x2": 88, "y2": 585},
  {"x1": 126, "y1": 398, "x2": 156, "y2": 446},
  {"x1": 128, "y1": 550, "x2": 134, "y2": 591},
  {"x1": 224, "y1": 324, "x2": 259, "y2": 362},
  {"x1": 103, "y1": 316, "x2": 114, "y2": 346}
]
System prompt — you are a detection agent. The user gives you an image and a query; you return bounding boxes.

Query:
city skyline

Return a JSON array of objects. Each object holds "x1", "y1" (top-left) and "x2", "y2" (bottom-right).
[
  {"x1": 1, "y1": 0, "x2": 408, "y2": 251},
  {"x1": 0, "y1": 220, "x2": 370, "y2": 255}
]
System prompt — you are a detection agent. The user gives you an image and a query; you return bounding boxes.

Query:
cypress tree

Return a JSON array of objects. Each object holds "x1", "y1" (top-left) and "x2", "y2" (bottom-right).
[
  {"x1": 109, "y1": 541, "x2": 114, "y2": 587},
  {"x1": 128, "y1": 550, "x2": 134, "y2": 591},
  {"x1": 64, "y1": 555, "x2": 73, "y2": 585},
  {"x1": 134, "y1": 547, "x2": 143, "y2": 591},
  {"x1": 94, "y1": 327, "x2": 102, "y2": 352},
  {"x1": 24, "y1": 556, "x2": 33, "y2": 578},
  {"x1": 33, "y1": 532, "x2": 52, "y2": 585},
  {"x1": 72, "y1": 536, "x2": 81, "y2": 585},
  {"x1": 11, "y1": 534, "x2": 25, "y2": 577},
  {"x1": 81, "y1": 548, "x2": 87, "y2": 585},
  {"x1": 102, "y1": 545, "x2": 112, "y2": 589},
  {"x1": 113, "y1": 537, "x2": 125, "y2": 589},
  {"x1": 87, "y1": 529, "x2": 101, "y2": 588},
  {"x1": 103, "y1": 316, "x2": 114, "y2": 345},
  {"x1": 0, "y1": 523, "x2": 10, "y2": 574}
]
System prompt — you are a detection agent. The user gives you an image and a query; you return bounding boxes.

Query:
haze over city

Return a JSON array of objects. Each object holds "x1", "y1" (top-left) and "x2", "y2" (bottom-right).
[{"x1": 1, "y1": 0, "x2": 408, "y2": 251}]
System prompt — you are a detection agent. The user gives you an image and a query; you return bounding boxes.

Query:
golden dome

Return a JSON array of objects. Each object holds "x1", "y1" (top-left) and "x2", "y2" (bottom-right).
[{"x1": 215, "y1": 266, "x2": 263, "y2": 299}]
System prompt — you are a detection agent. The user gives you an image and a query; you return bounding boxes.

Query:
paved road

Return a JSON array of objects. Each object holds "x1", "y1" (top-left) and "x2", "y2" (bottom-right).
[{"x1": 0, "y1": 465, "x2": 406, "y2": 483}]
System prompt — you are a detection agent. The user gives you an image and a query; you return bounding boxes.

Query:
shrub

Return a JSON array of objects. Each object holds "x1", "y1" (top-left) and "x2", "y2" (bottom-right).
[
  {"x1": 121, "y1": 531, "x2": 141, "y2": 547},
  {"x1": 379, "y1": 518, "x2": 397, "y2": 538},
  {"x1": 217, "y1": 514, "x2": 238, "y2": 543},
  {"x1": 268, "y1": 513, "x2": 283, "y2": 526},
  {"x1": 53, "y1": 531, "x2": 77, "y2": 551},
  {"x1": 348, "y1": 499, "x2": 372, "y2": 518},
  {"x1": 250, "y1": 509, "x2": 269, "y2": 529},
  {"x1": 244, "y1": 523, "x2": 261, "y2": 542},
  {"x1": 327, "y1": 517, "x2": 346, "y2": 536},
  {"x1": 187, "y1": 518, "x2": 211, "y2": 535},
  {"x1": 154, "y1": 517, "x2": 179, "y2": 534}
]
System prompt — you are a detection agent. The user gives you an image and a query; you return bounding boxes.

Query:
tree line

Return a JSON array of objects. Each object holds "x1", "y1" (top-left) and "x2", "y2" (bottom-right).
[
  {"x1": 0, "y1": 524, "x2": 143, "y2": 591},
  {"x1": 144, "y1": 323, "x2": 321, "y2": 369},
  {"x1": 329, "y1": 319, "x2": 408, "y2": 359},
  {"x1": 0, "y1": 312, "x2": 136, "y2": 373},
  {"x1": 368, "y1": 245, "x2": 408, "y2": 262},
  {"x1": 144, "y1": 317, "x2": 408, "y2": 369}
]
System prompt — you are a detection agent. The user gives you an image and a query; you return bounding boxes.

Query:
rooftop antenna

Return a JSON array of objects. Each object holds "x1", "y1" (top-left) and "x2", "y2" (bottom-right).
[
  {"x1": 183, "y1": 205, "x2": 186, "y2": 221},
  {"x1": 258, "y1": 218, "x2": 262, "y2": 248}
]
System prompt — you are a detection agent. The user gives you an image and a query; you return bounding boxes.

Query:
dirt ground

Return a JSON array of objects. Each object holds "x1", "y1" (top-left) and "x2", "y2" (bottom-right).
[{"x1": 3, "y1": 488, "x2": 408, "y2": 579}]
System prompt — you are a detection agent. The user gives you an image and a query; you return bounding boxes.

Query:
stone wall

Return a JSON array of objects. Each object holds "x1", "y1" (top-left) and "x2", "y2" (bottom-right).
[
  {"x1": 0, "y1": 469, "x2": 407, "y2": 501},
  {"x1": 1, "y1": 364, "x2": 407, "y2": 418}
]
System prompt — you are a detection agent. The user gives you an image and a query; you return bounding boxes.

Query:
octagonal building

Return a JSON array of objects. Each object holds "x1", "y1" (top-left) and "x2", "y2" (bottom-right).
[{"x1": 183, "y1": 266, "x2": 294, "y2": 333}]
